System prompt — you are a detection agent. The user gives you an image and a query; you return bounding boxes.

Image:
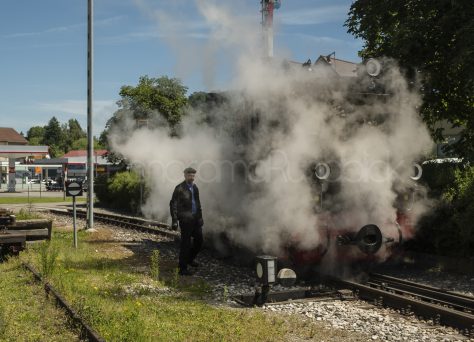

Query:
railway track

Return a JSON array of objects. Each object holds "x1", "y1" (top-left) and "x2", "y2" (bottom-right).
[
  {"x1": 22, "y1": 262, "x2": 104, "y2": 342},
  {"x1": 369, "y1": 273, "x2": 474, "y2": 314},
  {"x1": 48, "y1": 208, "x2": 179, "y2": 239},
  {"x1": 46, "y1": 208, "x2": 474, "y2": 336},
  {"x1": 329, "y1": 274, "x2": 474, "y2": 336}
]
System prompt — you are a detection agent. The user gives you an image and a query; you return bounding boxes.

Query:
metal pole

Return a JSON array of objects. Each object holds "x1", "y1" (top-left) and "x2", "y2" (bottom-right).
[
  {"x1": 87, "y1": 0, "x2": 94, "y2": 230},
  {"x1": 73, "y1": 196, "x2": 77, "y2": 248},
  {"x1": 63, "y1": 166, "x2": 66, "y2": 201}
]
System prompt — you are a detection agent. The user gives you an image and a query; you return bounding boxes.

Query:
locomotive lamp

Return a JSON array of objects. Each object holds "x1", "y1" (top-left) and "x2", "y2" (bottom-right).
[
  {"x1": 407, "y1": 163, "x2": 423, "y2": 210},
  {"x1": 365, "y1": 58, "x2": 382, "y2": 77},
  {"x1": 410, "y1": 163, "x2": 423, "y2": 181},
  {"x1": 315, "y1": 163, "x2": 330, "y2": 210},
  {"x1": 314, "y1": 163, "x2": 330, "y2": 180}
]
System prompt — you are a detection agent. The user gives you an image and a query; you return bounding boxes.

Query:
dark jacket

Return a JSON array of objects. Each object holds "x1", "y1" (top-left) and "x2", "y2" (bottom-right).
[{"x1": 170, "y1": 181, "x2": 203, "y2": 224}]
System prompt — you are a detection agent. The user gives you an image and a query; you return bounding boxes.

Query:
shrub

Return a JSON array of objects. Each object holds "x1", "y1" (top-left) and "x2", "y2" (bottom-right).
[
  {"x1": 94, "y1": 174, "x2": 111, "y2": 205},
  {"x1": 95, "y1": 171, "x2": 148, "y2": 214},
  {"x1": 420, "y1": 160, "x2": 465, "y2": 197},
  {"x1": 415, "y1": 164, "x2": 474, "y2": 257}
]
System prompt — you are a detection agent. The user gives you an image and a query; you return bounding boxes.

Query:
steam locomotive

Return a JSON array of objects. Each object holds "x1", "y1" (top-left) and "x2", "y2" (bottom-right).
[{"x1": 194, "y1": 57, "x2": 425, "y2": 276}]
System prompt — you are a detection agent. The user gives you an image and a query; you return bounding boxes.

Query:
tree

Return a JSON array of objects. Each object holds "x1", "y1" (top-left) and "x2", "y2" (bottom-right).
[
  {"x1": 67, "y1": 119, "x2": 86, "y2": 141},
  {"x1": 43, "y1": 117, "x2": 63, "y2": 147},
  {"x1": 70, "y1": 137, "x2": 103, "y2": 151},
  {"x1": 118, "y1": 75, "x2": 188, "y2": 130},
  {"x1": 64, "y1": 119, "x2": 87, "y2": 153},
  {"x1": 26, "y1": 126, "x2": 45, "y2": 146},
  {"x1": 101, "y1": 75, "x2": 188, "y2": 164},
  {"x1": 346, "y1": 0, "x2": 474, "y2": 158}
]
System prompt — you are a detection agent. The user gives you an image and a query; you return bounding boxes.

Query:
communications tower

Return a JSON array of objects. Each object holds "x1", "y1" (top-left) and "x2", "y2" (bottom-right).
[{"x1": 261, "y1": 0, "x2": 281, "y2": 58}]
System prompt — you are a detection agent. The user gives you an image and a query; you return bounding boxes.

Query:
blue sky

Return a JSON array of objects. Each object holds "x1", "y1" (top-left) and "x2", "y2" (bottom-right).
[{"x1": 0, "y1": 0, "x2": 363, "y2": 136}]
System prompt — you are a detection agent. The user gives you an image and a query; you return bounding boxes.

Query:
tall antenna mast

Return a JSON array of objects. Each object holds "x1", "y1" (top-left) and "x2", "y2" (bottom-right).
[{"x1": 261, "y1": 0, "x2": 281, "y2": 59}]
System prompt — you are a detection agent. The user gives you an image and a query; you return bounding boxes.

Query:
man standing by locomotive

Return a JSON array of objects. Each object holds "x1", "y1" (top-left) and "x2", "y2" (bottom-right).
[{"x1": 170, "y1": 167, "x2": 204, "y2": 276}]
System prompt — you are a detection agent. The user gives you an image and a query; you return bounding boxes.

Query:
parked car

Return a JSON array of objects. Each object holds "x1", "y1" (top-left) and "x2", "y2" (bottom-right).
[{"x1": 46, "y1": 182, "x2": 63, "y2": 191}]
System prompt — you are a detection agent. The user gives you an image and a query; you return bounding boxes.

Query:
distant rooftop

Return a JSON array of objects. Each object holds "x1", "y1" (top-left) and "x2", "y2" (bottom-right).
[
  {"x1": 287, "y1": 54, "x2": 359, "y2": 78},
  {"x1": 63, "y1": 149, "x2": 108, "y2": 158},
  {"x1": 0, "y1": 127, "x2": 28, "y2": 145},
  {"x1": 315, "y1": 55, "x2": 358, "y2": 77}
]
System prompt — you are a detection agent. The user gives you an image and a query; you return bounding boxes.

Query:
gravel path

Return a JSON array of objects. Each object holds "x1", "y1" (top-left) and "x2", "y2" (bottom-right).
[{"x1": 40, "y1": 210, "x2": 474, "y2": 342}]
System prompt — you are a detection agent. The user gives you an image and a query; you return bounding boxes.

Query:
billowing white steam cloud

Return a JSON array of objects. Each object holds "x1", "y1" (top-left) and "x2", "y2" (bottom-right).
[{"x1": 111, "y1": 1, "x2": 433, "y2": 257}]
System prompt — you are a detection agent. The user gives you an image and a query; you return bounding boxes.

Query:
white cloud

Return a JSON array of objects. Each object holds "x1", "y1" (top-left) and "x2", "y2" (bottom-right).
[{"x1": 280, "y1": 5, "x2": 349, "y2": 25}]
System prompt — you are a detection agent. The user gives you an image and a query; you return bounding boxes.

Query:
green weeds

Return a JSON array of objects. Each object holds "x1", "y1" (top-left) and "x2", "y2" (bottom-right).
[
  {"x1": 150, "y1": 249, "x2": 160, "y2": 280},
  {"x1": 38, "y1": 241, "x2": 60, "y2": 278},
  {"x1": 15, "y1": 207, "x2": 42, "y2": 220},
  {"x1": 172, "y1": 267, "x2": 179, "y2": 288},
  {"x1": 223, "y1": 285, "x2": 229, "y2": 302},
  {"x1": 0, "y1": 305, "x2": 6, "y2": 338}
]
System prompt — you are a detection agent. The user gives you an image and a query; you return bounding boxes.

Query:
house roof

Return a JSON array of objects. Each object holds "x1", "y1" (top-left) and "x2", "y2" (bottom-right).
[
  {"x1": 286, "y1": 55, "x2": 359, "y2": 78},
  {"x1": 314, "y1": 55, "x2": 358, "y2": 77},
  {"x1": 0, "y1": 127, "x2": 28, "y2": 145},
  {"x1": 63, "y1": 149, "x2": 108, "y2": 158}
]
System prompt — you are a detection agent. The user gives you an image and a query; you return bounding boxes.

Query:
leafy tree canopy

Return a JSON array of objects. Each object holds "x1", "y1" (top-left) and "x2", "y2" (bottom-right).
[
  {"x1": 346, "y1": 0, "x2": 474, "y2": 158},
  {"x1": 118, "y1": 75, "x2": 188, "y2": 129},
  {"x1": 101, "y1": 75, "x2": 188, "y2": 164}
]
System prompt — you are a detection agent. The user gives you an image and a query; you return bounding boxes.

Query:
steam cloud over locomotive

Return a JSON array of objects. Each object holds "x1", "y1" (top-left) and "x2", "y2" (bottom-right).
[{"x1": 110, "y1": 2, "x2": 433, "y2": 270}]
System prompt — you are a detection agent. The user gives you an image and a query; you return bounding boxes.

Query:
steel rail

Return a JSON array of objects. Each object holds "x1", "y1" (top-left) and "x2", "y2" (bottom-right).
[
  {"x1": 370, "y1": 273, "x2": 474, "y2": 311},
  {"x1": 22, "y1": 262, "x2": 105, "y2": 342},
  {"x1": 328, "y1": 277, "x2": 474, "y2": 336},
  {"x1": 367, "y1": 281, "x2": 473, "y2": 313}
]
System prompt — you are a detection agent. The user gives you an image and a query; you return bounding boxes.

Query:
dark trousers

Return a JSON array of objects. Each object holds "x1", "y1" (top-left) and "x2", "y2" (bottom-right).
[{"x1": 179, "y1": 217, "x2": 203, "y2": 271}]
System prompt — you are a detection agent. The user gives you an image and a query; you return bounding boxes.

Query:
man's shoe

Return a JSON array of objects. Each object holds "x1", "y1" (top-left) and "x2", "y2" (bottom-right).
[
  {"x1": 179, "y1": 269, "x2": 193, "y2": 276},
  {"x1": 188, "y1": 261, "x2": 199, "y2": 267}
]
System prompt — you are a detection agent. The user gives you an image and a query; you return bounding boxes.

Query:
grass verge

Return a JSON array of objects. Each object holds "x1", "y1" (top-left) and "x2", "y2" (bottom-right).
[
  {"x1": 0, "y1": 258, "x2": 80, "y2": 341},
  {"x1": 0, "y1": 196, "x2": 86, "y2": 204},
  {"x1": 16, "y1": 221, "x2": 368, "y2": 342}
]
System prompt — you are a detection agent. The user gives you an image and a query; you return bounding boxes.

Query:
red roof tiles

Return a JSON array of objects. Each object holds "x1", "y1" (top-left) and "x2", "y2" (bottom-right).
[{"x1": 0, "y1": 127, "x2": 28, "y2": 145}]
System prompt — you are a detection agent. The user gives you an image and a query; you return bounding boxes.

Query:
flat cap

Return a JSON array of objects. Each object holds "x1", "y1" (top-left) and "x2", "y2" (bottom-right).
[{"x1": 183, "y1": 167, "x2": 197, "y2": 174}]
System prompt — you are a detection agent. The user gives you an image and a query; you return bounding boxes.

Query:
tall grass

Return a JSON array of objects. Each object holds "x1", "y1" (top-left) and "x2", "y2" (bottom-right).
[
  {"x1": 150, "y1": 249, "x2": 160, "y2": 280},
  {"x1": 38, "y1": 242, "x2": 59, "y2": 278},
  {"x1": 0, "y1": 305, "x2": 6, "y2": 338},
  {"x1": 15, "y1": 208, "x2": 42, "y2": 220}
]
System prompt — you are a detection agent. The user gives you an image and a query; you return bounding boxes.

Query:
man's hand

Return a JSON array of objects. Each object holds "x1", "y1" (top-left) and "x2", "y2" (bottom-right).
[
  {"x1": 197, "y1": 218, "x2": 204, "y2": 227},
  {"x1": 171, "y1": 221, "x2": 179, "y2": 230}
]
